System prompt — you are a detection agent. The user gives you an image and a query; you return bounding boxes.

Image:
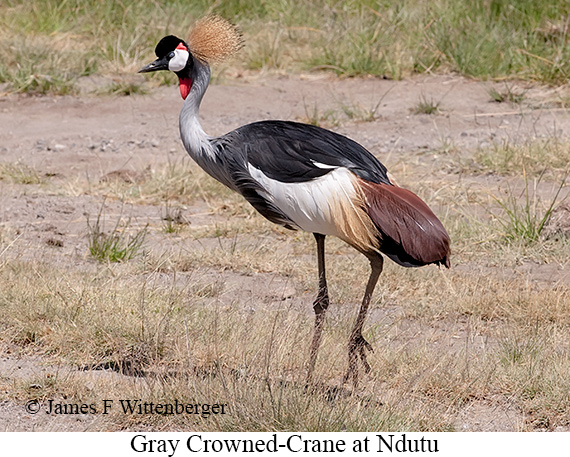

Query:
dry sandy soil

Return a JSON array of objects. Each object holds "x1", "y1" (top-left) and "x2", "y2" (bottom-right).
[{"x1": 1, "y1": 73, "x2": 570, "y2": 431}]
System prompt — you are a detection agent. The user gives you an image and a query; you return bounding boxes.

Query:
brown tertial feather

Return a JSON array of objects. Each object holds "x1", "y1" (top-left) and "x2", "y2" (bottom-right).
[
  {"x1": 187, "y1": 15, "x2": 244, "y2": 64},
  {"x1": 358, "y1": 177, "x2": 451, "y2": 268}
]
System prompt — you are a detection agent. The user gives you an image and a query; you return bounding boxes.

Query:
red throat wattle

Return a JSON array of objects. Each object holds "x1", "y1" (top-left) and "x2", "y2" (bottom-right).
[{"x1": 179, "y1": 78, "x2": 192, "y2": 100}]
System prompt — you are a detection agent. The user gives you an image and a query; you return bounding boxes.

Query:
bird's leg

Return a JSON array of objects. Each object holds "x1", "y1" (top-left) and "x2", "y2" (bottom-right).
[
  {"x1": 306, "y1": 233, "x2": 330, "y2": 387},
  {"x1": 343, "y1": 254, "x2": 383, "y2": 388}
]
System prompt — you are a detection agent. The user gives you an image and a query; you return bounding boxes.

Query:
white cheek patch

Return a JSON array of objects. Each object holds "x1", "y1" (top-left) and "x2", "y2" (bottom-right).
[{"x1": 168, "y1": 49, "x2": 189, "y2": 72}]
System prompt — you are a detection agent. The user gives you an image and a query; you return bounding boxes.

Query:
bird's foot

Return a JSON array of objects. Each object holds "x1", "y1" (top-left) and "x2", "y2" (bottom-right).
[
  {"x1": 342, "y1": 333, "x2": 374, "y2": 388},
  {"x1": 306, "y1": 292, "x2": 331, "y2": 389},
  {"x1": 354, "y1": 334, "x2": 373, "y2": 373}
]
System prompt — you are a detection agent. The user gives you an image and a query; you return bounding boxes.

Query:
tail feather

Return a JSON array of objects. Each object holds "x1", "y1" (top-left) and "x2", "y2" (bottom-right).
[{"x1": 358, "y1": 178, "x2": 451, "y2": 268}]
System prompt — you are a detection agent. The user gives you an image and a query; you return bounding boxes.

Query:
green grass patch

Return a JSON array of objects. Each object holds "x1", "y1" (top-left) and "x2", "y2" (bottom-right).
[
  {"x1": 2, "y1": 0, "x2": 570, "y2": 94},
  {"x1": 87, "y1": 206, "x2": 147, "y2": 263},
  {"x1": 488, "y1": 83, "x2": 526, "y2": 104},
  {"x1": 412, "y1": 95, "x2": 440, "y2": 115},
  {"x1": 489, "y1": 170, "x2": 566, "y2": 244},
  {"x1": 101, "y1": 81, "x2": 149, "y2": 96}
]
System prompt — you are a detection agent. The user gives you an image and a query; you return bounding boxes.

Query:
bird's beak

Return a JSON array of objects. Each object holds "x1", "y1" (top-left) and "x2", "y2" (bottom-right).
[{"x1": 138, "y1": 56, "x2": 169, "y2": 73}]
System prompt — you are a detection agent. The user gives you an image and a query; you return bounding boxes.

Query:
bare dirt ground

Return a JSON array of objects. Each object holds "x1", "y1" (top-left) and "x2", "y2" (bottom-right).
[{"x1": 1, "y1": 73, "x2": 570, "y2": 431}]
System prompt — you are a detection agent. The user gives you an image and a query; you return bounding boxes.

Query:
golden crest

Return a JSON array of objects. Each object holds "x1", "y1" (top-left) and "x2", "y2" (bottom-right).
[{"x1": 188, "y1": 15, "x2": 244, "y2": 64}]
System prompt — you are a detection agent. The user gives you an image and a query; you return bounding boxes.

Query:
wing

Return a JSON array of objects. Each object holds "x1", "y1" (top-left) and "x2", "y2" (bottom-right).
[
  {"x1": 358, "y1": 177, "x2": 451, "y2": 268},
  {"x1": 209, "y1": 120, "x2": 450, "y2": 269},
  {"x1": 213, "y1": 120, "x2": 391, "y2": 185}
]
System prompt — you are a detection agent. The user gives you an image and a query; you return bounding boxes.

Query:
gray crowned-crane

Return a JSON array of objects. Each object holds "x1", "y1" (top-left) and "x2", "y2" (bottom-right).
[{"x1": 139, "y1": 16, "x2": 451, "y2": 387}]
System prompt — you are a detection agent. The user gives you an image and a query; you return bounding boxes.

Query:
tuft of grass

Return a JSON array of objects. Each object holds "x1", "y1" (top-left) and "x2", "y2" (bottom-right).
[
  {"x1": 412, "y1": 95, "x2": 440, "y2": 115},
  {"x1": 161, "y1": 202, "x2": 188, "y2": 234},
  {"x1": 436, "y1": 136, "x2": 458, "y2": 155},
  {"x1": 339, "y1": 101, "x2": 377, "y2": 122},
  {"x1": 490, "y1": 169, "x2": 567, "y2": 244},
  {"x1": 87, "y1": 205, "x2": 147, "y2": 263},
  {"x1": 102, "y1": 80, "x2": 149, "y2": 96},
  {"x1": 162, "y1": 218, "x2": 178, "y2": 235},
  {"x1": 5, "y1": 250, "x2": 570, "y2": 430},
  {"x1": 300, "y1": 99, "x2": 338, "y2": 127},
  {"x1": 488, "y1": 87, "x2": 506, "y2": 103},
  {"x1": 337, "y1": 87, "x2": 393, "y2": 122},
  {"x1": 488, "y1": 83, "x2": 525, "y2": 104},
  {"x1": 0, "y1": 162, "x2": 42, "y2": 184}
]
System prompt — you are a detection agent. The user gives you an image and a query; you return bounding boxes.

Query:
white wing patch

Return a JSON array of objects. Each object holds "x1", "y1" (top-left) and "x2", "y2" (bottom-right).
[
  {"x1": 247, "y1": 165, "x2": 378, "y2": 252},
  {"x1": 247, "y1": 164, "x2": 351, "y2": 236},
  {"x1": 311, "y1": 161, "x2": 337, "y2": 170}
]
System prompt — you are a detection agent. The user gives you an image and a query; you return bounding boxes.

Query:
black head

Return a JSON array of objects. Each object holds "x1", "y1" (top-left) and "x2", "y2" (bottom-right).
[
  {"x1": 154, "y1": 35, "x2": 185, "y2": 59},
  {"x1": 138, "y1": 35, "x2": 192, "y2": 74}
]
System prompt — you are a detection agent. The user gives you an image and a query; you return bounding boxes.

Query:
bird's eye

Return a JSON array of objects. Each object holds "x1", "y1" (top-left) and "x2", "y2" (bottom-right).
[{"x1": 168, "y1": 51, "x2": 175, "y2": 59}]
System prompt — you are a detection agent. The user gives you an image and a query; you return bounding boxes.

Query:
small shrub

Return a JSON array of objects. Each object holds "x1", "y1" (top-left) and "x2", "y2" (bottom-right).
[
  {"x1": 412, "y1": 95, "x2": 440, "y2": 115},
  {"x1": 491, "y1": 170, "x2": 566, "y2": 243},
  {"x1": 87, "y1": 205, "x2": 147, "y2": 262}
]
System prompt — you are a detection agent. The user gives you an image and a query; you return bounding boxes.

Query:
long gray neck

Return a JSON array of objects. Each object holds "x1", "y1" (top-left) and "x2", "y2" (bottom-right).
[
  {"x1": 178, "y1": 59, "x2": 236, "y2": 190},
  {"x1": 179, "y1": 59, "x2": 213, "y2": 162}
]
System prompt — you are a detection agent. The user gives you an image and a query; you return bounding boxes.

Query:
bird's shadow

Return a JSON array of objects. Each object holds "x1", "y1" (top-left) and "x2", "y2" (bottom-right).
[{"x1": 80, "y1": 360, "x2": 381, "y2": 407}]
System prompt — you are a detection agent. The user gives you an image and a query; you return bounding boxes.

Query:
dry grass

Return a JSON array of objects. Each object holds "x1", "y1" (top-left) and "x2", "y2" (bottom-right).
[
  {"x1": 2, "y1": 152, "x2": 570, "y2": 432},
  {"x1": 412, "y1": 95, "x2": 440, "y2": 115},
  {"x1": 0, "y1": 162, "x2": 43, "y2": 185},
  {"x1": 3, "y1": 236, "x2": 570, "y2": 430},
  {"x1": 474, "y1": 138, "x2": 570, "y2": 179}
]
